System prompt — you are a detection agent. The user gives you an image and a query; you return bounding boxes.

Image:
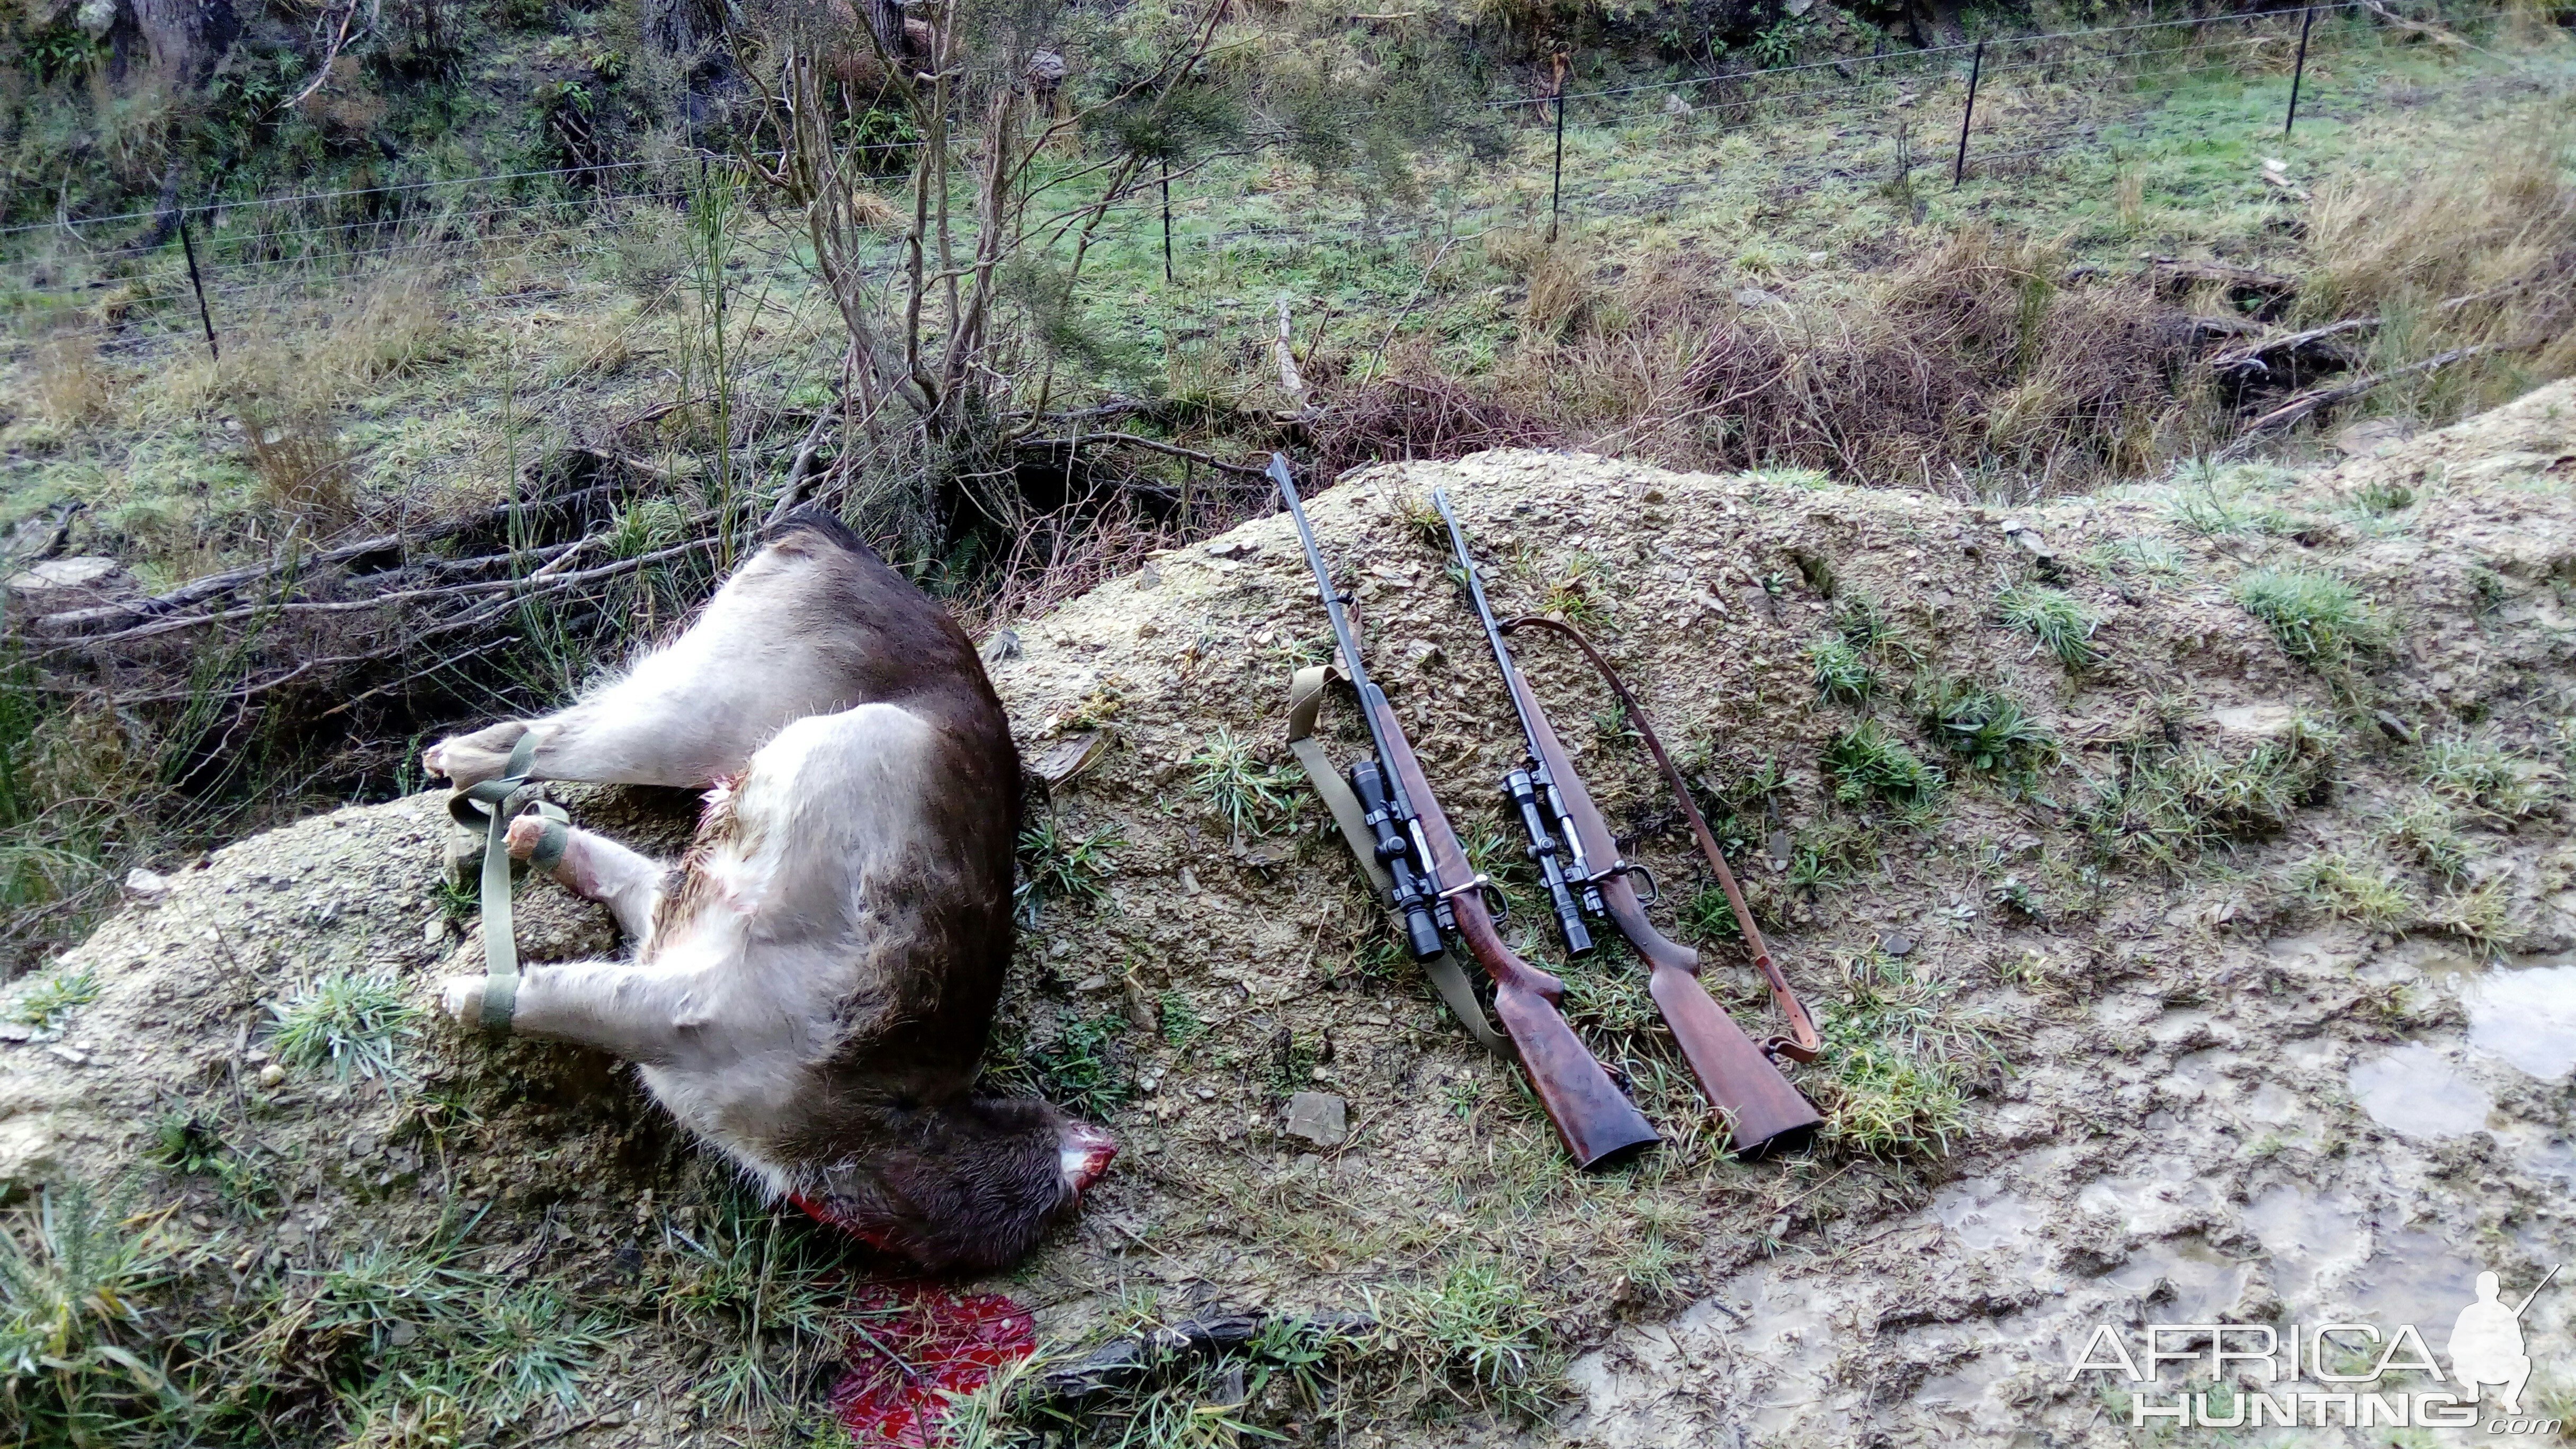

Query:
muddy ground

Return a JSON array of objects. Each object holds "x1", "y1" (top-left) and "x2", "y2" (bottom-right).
[{"x1": 5, "y1": 382, "x2": 2574, "y2": 1445}]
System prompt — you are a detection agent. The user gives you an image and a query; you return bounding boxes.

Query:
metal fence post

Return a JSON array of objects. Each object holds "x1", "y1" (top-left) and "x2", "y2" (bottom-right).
[
  {"x1": 1160, "y1": 158, "x2": 1175, "y2": 284},
  {"x1": 1549, "y1": 84, "x2": 1567, "y2": 241},
  {"x1": 2284, "y1": 6, "x2": 2316, "y2": 136},
  {"x1": 1953, "y1": 40, "x2": 1984, "y2": 189},
  {"x1": 177, "y1": 209, "x2": 218, "y2": 362}
]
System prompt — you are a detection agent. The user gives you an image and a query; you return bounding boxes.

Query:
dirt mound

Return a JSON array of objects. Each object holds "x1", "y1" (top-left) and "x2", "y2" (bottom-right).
[{"x1": 6, "y1": 383, "x2": 2575, "y2": 1445}]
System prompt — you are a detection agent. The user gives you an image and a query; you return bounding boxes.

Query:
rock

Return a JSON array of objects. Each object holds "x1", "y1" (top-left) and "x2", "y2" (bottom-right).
[
  {"x1": 123, "y1": 867, "x2": 170, "y2": 899},
  {"x1": 980, "y1": 628, "x2": 1023, "y2": 663},
  {"x1": 1282, "y1": 1092, "x2": 1347, "y2": 1150},
  {"x1": 1662, "y1": 93, "x2": 1693, "y2": 118},
  {"x1": 2332, "y1": 418, "x2": 2413, "y2": 457},
  {"x1": 1206, "y1": 539, "x2": 1260, "y2": 560},
  {"x1": 1029, "y1": 729, "x2": 1110, "y2": 788},
  {"x1": 2208, "y1": 704, "x2": 2300, "y2": 736},
  {"x1": 424, "y1": 915, "x2": 454, "y2": 949},
  {"x1": 6, "y1": 556, "x2": 128, "y2": 610},
  {"x1": 0, "y1": 1022, "x2": 32, "y2": 1043},
  {"x1": 1998, "y1": 519, "x2": 2054, "y2": 559},
  {"x1": 1734, "y1": 287, "x2": 1787, "y2": 311},
  {"x1": 257, "y1": 1063, "x2": 287, "y2": 1088},
  {"x1": 1880, "y1": 932, "x2": 1915, "y2": 958}
]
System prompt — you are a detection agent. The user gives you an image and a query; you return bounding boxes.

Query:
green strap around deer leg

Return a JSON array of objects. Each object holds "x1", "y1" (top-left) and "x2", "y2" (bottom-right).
[
  {"x1": 1287, "y1": 665, "x2": 1510, "y2": 1059},
  {"x1": 445, "y1": 731, "x2": 568, "y2": 1035}
]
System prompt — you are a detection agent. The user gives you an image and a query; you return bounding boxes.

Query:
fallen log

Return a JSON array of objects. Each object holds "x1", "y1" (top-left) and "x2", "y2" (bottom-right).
[{"x1": 2220, "y1": 343, "x2": 2500, "y2": 457}]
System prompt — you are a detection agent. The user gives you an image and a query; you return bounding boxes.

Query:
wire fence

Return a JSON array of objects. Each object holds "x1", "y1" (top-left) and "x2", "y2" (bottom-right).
[{"x1": 0, "y1": 3, "x2": 2553, "y2": 360}]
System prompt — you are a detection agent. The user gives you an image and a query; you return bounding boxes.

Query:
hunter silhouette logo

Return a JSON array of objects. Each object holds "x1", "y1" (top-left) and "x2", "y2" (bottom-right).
[
  {"x1": 2450, "y1": 1266, "x2": 2559, "y2": 1415},
  {"x1": 2071, "y1": 1263, "x2": 2563, "y2": 1433}
]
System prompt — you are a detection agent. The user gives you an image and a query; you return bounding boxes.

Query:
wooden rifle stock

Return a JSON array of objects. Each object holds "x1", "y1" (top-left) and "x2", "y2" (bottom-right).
[
  {"x1": 1507, "y1": 649, "x2": 1821, "y2": 1160},
  {"x1": 1363, "y1": 682, "x2": 1660, "y2": 1170}
]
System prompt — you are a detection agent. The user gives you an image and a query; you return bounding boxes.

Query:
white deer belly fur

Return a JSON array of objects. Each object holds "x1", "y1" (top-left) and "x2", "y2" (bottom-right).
[{"x1": 628, "y1": 703, "x2": 943, "y2": 1198}]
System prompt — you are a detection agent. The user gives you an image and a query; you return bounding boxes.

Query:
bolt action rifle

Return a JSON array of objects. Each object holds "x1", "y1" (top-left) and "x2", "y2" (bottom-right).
[
  {"x1": 1275, "y1": 456, "x2": 1660, "y2": 1170},
  {"x1": 1433, "y1": 487, "x2": 1823, "y2": 1161}
]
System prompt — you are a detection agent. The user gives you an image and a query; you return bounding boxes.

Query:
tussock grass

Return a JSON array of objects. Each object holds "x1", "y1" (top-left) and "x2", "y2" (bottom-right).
[
  {"x1": 1808, "y1": 634, "x2": 1880, "y2": 705},
  {"x1": 1814, "y1": 955, "x2": 1997, "y2": 1160},
  {"x1": 267, "y1": 971, "x2": 419, "y2": 1083},
  {"x1": 4, "y1": 964, "x2": 97, "y2": 1034},
  {"x1": 0, "y1": 1185, "x2": 175, "y2": 1440},
  {"x1": 1917, "y1": 678, "x2": 2059, "y2": 780},
  {"x1": 2386, "y1": 794, "x2": 2474, "y2": 883},
  {"x1": 2423, "y1": 732, "x2": 2552, "y2": 818},
  {"x1": 2423, "y1": 876, "x2": 2518, "y2": 955},
  {"x1": 1187, "y1": 727, "x2": 1297, "y2": 844},
  {"x1": 1014, "y1": 816, "x2": 1123, "y2": 924},
  {"x1": 1824, "y1": 721, "x2": 1944, "y2": 809},
  {"x1": 2081, "y1": 718, "x2": 2338, "y2": 871},
  {"x1": 1389, "y1": 1257, "x2": 1559, "y2": 1418},
  {"x1": 2291, "y1": 853, "x2": 2416, "y2": 928},
  {"x1": 658, "y1": 1192, "x2": 860, "y2": 1426},
  {"x1": 1995, "y1": 583, "x2": 2101, "y2": 671},
  {"x1": 2234, "y1": 568, "x2": 2383, "y2": 667}
]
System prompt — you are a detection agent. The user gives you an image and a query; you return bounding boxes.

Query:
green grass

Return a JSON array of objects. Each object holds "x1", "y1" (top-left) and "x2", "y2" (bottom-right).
[
  {"x1": 2422, "y1": 732, "x2": 2551, "y2": 818},
  {"x1": 2083, "y1": 535, "x2": 2189, "y2": 583},
  {"x1": 2291, "y1": 853, "x2": 2416, "y2": 928},
  {"x1": 1995, "y1": 584, "x2": 2102, "y2": 672},
  {"x1": 1814, "y1": 955, "x2": 1995, "y2": 1159},
  {"x1": 267, "y1": 971, "x2": 419, "y2": 1083},
  {"x1": 658, "y1": 1190, "x2": 870, "y2": 1425},
  {"x1": 1808, "y1": 634, "x2": 1880, "y2": 705},
  {"x1": 2385, "y1": 794, "x2": 2473, "y2": 883},
  {"x1": 2233, "y1": 568, "x2": 2383, "y2": 667},
  {"x1": 1824, "y1": 721, "x2": 1945, "y2": 809},
  {"x1": 1014, "y1": 817, "x2": 1124, "y2": 924},
  {"x1": 2079, "y1": 719, "x2": 2337, "y2": 871},
  {"x1": 1019, "y1": 1012, "x2": 1134, "y2": 1120},
  {"x1": 1917, "y1": 679, "x2": 2059, "y2": 780},
  {"x1": 1394, "y1": 1257, "x2": 1558, "y2": 1418},
  {"x1": 1158, "y1": 989, "x2": 1208, "y2": 1050},
  {"x1": 4, "y1": 964, "x2": 98, "y2": 1033},
  {"x1": 1187, "y1": 727, "x2": 1297, "y2": 844},
  {"x1": 0, "y1": 1185, "x2": 176, "y2": 1441}
]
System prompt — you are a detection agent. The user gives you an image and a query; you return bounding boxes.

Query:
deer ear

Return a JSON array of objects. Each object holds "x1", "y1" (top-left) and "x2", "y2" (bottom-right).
[{"x1": 1059, "y1": 1123, "x2": 1116, "y2": 1193}]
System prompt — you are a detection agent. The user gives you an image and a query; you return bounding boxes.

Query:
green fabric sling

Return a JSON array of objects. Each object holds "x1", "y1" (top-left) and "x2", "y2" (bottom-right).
[
  {"x1": 445, "y1": 731, "x2": 569, "y2": 1035},
  {"x1": 1287, "y1": 664, "x2": 1509, "y2": 1059}
]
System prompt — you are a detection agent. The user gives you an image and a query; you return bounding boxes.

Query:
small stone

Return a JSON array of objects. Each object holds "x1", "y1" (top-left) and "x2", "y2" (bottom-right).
[
  {"x1": 1880, "y1": 932, "x2": 1916, "y2": 958},
  {"x1": 423, "y1": 916, "x2": 454, "y2": 949},
  {"x1": 386, "y1": 1319, "x2": 419, "y2": 1347},
  {"x1": 1073, "y1": 974, "x2": 1112, "y2": 993},
  {"x1": 124, "y1": 867, "x2": 171, "y2": 899},
  {"x1": 257, "y1": 1063, "x2": 287, "y2": 1088},
  {"x1": 1194, "y1": 1085, "x2": 1218, "y2": 1101},
  {"x1": 0, "y1": 1022, "x2": 31, "y2": 1043},
  {"x1": 1206, "y1": 539, "x2": 1260, "y2": 560},
  {"x1": 1179, "y1": 867, "x2": 1201, "y2": 896},
  {"x1": 1402, "y1": 640, "x2": 1446, "y2": 671},
  {"x1": 1283, "y1": 1092, "x2": 1348, "y2": 1150},
  {"x1": 1735, "y1": 287, "x2": 1786, "y2": 310},
  {"x1": 45, "y1": 1044, "x2": 89, "y2": 1067},
  {"x1": 1138, "y1": 565, "x2": 1162, "y2": 589},
  {"x1": 979, "y1": 628, "x2": 1023, "y2": 663}
]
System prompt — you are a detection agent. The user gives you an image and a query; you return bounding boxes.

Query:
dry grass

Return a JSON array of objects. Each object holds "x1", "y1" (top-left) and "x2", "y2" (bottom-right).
[
  {"x1": 1491, "y1": 228, "x2": 2197, "y2": 490},
  {"x1": 27, "y1": 334, "x2": 117, "y2": 427},
  {"x1": 2301, "y1": 128, "x2": 2576, "y2": 410}
]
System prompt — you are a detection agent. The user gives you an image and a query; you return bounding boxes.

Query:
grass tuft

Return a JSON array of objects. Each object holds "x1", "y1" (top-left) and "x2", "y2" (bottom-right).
[
  {"x1": 4, "y1": 964, "x2": 99, "y2": 1034},
  {"x1": 1393, "y1": 1257, "x2": 1557, "y2": 1417},
  {"x1": 1917, "y1": 679, "x2": 2059, "y2": 779},
  {"x1": 2080, "y1": 718, "x2": 2338, "y2": 871},
  {"x1": 1014, "y1": 817, "x2": 1123, "y2": 924},
  {"x1": 1823, "y1": 721, "x2": 1945, "y2": 809},
  {"x1": 1995, "y1": 583, "x2": 2101, "y2": 671},
  {"x1": 2422, "y1": 732, "x2": 2551, "y2": 818},
  {"x1": 2291, "y1": 853, "x2": 2416, "y2": 928},
  {"x1": 1187, "y1": 727, "x2": 1297, "y2": 844},
  {"x1": 0, "y1": 1185, "x2": 174, "y2": 1438},
  {"x1": 1807, "y1": 634, "x2": 1880, "y2": 705},
  {"x1": 2233, "y1": 568, "x2": 2383, "y2": 667},
  {"x1": 1814, "y1": 955, "x2": 1996, "y2": 1159},
  {"x1": 267, "y1": 971, "x2": 419, "y2": 1082},
  {"x1": 2385, "y1": 793, "x2": 2473, "y2": 882}
]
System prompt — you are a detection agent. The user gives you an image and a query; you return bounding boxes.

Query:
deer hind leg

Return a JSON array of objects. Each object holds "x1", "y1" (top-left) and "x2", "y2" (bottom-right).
[
  {"x1": 424, "y1": 521, "x2": 879, "y2": 790},
  {"x1": 506, "y1": 815, "x2": 669, "y2": 946}
]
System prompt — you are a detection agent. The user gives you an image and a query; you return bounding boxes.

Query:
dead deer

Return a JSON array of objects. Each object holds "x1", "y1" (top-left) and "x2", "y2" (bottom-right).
[{"x1": 423, "y1": 508, "x2": 1112, "y2": 1272}]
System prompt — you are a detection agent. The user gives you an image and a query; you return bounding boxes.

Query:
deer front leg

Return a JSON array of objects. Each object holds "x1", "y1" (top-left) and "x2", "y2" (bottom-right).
[
  {"x1": 440, "y1": 960, "x2": 711, "y2": 1066},
  {"x1": 506, "y1": 816, "x2": 668, "y2": 946}
]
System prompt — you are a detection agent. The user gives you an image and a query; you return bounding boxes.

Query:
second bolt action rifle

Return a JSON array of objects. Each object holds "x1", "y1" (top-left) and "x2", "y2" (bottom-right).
[
  {"x1": 1276, "y1": 457, "x2": 1659, "y2": 1170},
  {"x1": 1434, "y1": 487, "x2": 1823, "y2": 1161}
]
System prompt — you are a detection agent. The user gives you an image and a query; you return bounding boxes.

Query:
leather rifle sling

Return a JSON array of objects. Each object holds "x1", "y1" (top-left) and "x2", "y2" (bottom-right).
[
  {"x1": 444, "y1": 732, "x2": 569, "y2": 1035},
  {"x1": 1287, "y1": 663, "x2": 1511, "y2": 1059},
  {"x1": 1504, "y1": 617, "x2": 1823, "y2": 1064}
]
